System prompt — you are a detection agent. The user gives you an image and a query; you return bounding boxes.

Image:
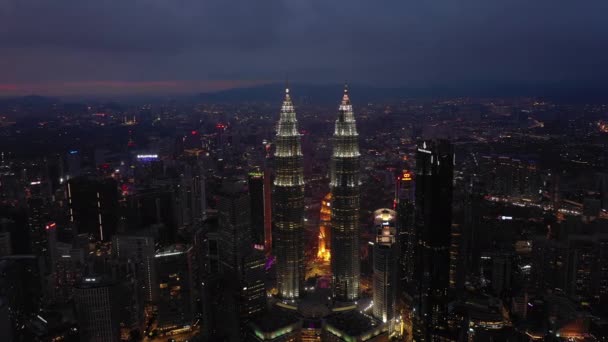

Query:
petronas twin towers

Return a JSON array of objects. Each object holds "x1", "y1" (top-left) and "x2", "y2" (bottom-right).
[
  {"x1": 273, "y1": 85, "x2": 360, "y2": 302},
  {"x1": 330, "y1": 87, "x2": 361, "y2": 301},
  {"x1": 273, "y1": 88, "x2": 306, "y2": 300}
]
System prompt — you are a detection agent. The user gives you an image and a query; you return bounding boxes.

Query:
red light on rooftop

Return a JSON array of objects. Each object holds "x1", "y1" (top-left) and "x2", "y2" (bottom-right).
[
  {"x1": 191, "y1": 130, "x2": 198, "y2": 135},
  {"x1": 45, "y1": 222, "x2": 57, "y2": 230}
]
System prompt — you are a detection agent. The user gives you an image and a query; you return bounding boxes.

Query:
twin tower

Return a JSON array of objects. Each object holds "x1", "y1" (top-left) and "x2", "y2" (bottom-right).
[{"x1": 273, "y1": 86, "x2": 360, "y2": 302}]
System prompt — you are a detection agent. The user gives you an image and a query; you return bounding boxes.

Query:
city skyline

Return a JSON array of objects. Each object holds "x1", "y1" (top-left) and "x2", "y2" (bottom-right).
[
  {"x1": 1, "y1": 85, "x2": 608, "y2": 341},
  {"x1": 1, "y1": 2, "x2": 608, "y2": 341}
]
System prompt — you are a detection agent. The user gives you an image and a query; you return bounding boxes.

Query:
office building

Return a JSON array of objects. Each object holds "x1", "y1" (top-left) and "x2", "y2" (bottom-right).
[
  {"x1": 112, "y1": 234, "x2": 157, "y2": 302},
  {"x1": 218, "y1": 180, "x2": 253, "y2": 273},
  {"x1": 155, "y1": 245, "x2": 195, "y2": 331},
  {"x1": 395, "y1": 170, "x2": 416, "y2": 295},
  {"x1": 73, "y1": 277, "x2": 121, "y2": 342},
  {"x1": 273, "y1": 87, "x2": 305, "y2": 299},
  {"x1": 372, "y1": 209, "x2": 398, "y2": 328},
  {"x1": 331, "y1": 85, "x2": 361, "y2": 302},
  {"x1": 0, "y1": 231, "x2": 11, "y2": 257},
  {"x1": 67, "y1": 177, "x2": 119, "y2": 241},
  {"x1": 412, "y1": 140, "x2": 454, "y2": 341},
  {"x1": 248, "y1": 170, "x2": 266, "y2": 247}
]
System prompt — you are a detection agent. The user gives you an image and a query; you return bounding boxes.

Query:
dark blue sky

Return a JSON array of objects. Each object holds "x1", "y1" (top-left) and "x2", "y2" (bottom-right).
[{"x1": 0, "y1": 0, "x2": 606, "y2": 95}]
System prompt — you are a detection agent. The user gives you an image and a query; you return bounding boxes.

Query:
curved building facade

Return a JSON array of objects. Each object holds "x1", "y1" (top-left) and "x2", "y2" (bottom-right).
[
  {"x1": 372, "y1": 208, "x2": 398, "y2": 327},
  {"x1": 330, "y1": 86, "x2": 361, "y2": 302},
  {"x1": 273, "y1": 88, "x2": 305, "y2": 299}
]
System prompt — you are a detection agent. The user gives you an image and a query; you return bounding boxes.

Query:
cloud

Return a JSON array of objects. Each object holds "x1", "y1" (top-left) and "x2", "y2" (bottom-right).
[{"x1": 0, "y1": 0, "x2": 607, "y2": 95}]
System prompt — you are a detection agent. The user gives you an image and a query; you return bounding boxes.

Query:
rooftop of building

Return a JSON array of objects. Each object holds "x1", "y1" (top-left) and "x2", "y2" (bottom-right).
[
  {"x1": 324, "y1": 311, "x2": 380, "y2": 337},
  {"x1": 249, "y1": 309, "x2": 300, "y2": 333},
  {"x1": 154, "y1": 244, "x2": 191, "y2": 258},
  {"x1": 74, "y1": 275, "x2": 115, "y2": 289},
  {"x1": 219, "y1": 178, "x2": 248, "y2": 196}
]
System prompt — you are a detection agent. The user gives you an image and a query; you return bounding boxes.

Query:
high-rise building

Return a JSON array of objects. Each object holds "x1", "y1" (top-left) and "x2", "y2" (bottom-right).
[
  {"x1": 73, "y1": 277, "x2": 121, "y2": 342},
  {"x1": 218, "y1": 179, "x2": 266, "y2": 318},
  {"x1": 0, "y1": 298, "x2": 12, "y2": 342},
  {"x1": 240, "y1": 249, "x2": 267, "y2": 323},
  {"x1": 0, "y1": 255, "x2": 44, "y2": 331},
  {"x1": 176, "y1": 164, "x2": 206, "y2": 228},
  {"x1": 478, "y1": 155, "x2": 539, "y2": 197},
  {"x1": 565, "y1": 236, "x2": 595, "y2": 301},
  {"x1": 273, "y1": 87, "x2": 305, "y2": 300},
  {"x1": 0, "y1": 231, "x2": 11, "y2": 257},
  {"x1": 449, "y1": 223, "x2": 461, "y2": 290},
  {"x1": 46, "y1": 221, "x2": 82, "y2": 304},
  {"x1": 155, "y1": 245, "x2": 195, "y2": 331},
  {"x1": 412, "y1": 140, "x2": 454, "y2": 341},
  {"x1": 491, "y1": 252, "x2": 513, "y2": 296},
  {"x1": 67, "y1": 177, "x2": 119, "y2": 242},
  {"x1": 51, "y1": 241, "x2": 85, "y2": 303},
  {"x1": 395, "y1": 170, "x2": 416, "y2": 296},
  {"x1": 26, "y1": 194, "x2": 50, "y2": 257},
  {"x1": 330, "y1": 85, "x2": 361, "y2": 302},
  {"x1": 112, "y1": 234, "x2": 157, "y2": 302},
  {"x1": 123, "y1": 187, "x2": 176, "y2": 244},
  {"x1": 263, "y1": 151, "x2": 273, "y2": 252},
  {"x1": 372, "y1": 208, "x2": 398, "y2": 327},
  {"x1": 204, "y1": 179, "x2": 266, "y2": 341},
  {"x1": 66, "y1": 150, "x2": 81, "y2": 180},
  {"x1": 248, "y1": 170, "x2": 266, "y2": 247},
  {"x1": 218, "y1": 180, "x2": 253, "y2": 273}
]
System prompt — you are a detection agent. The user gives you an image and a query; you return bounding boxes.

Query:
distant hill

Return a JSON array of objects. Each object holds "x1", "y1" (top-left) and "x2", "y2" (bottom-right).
[
  {"x1": 1, "y1": 81, "x2": 606, "y2": 106},
  {"x1": 198, "y1": 82, "x2": 608, "y2": 104},
  {"x1": 0, "y1": 95, "x2": 59, "y2": 107}
]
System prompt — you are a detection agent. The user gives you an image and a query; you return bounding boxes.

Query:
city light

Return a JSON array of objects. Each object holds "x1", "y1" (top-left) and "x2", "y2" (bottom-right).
[
  {"x1": 316, "y1": 192, "x2": 332, "y2": 262},
  {"x1": 136, "y1": 154, "x2": 158, "y2": 161}
]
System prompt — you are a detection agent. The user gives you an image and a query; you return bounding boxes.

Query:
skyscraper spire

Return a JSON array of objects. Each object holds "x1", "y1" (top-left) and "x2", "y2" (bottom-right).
[
  {"x1": 273, "y1": 87, "x2": 305, "y2": 299},
  {"x1": 275, "y1": 86, "x2": 300, "y2": 140},
  {"x1": 331, "y1": 85, "x2": 361, "y2": 302}
]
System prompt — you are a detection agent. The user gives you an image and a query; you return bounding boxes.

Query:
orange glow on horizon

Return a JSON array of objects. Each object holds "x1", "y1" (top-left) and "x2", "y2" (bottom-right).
[{"x1": 0, "y1": 79, "x2": 273, "y2": 96}]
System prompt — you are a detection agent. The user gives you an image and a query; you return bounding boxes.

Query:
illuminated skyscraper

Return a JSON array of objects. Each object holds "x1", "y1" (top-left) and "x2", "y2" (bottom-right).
[
  {"x1": 155, "y1": 245, "x2": 195, "y2": 331},
  {"x1": 396, "y1": 170, "x2": 416, "y2": 296},
  {"x1": 330, "y1": 85, "x2": 361, "y2": 302},
  {"x1": 372, "y1": 208, "x2": 398, "y2": 327},
  {"x1": 273, "y1": 87, "x2": 305, "y2": 299}
]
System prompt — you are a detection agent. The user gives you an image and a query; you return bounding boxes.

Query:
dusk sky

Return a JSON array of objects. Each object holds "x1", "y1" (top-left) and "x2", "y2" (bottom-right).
[{"x1": 1, "y1": 0, "x2": 607, "y2": 96}]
